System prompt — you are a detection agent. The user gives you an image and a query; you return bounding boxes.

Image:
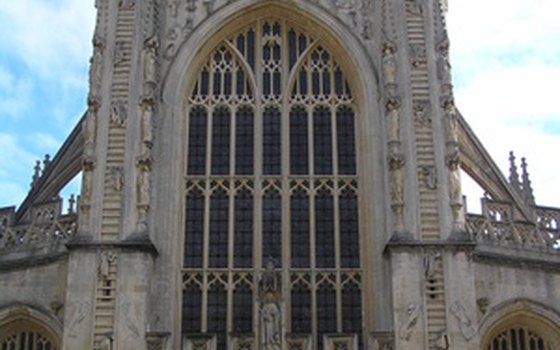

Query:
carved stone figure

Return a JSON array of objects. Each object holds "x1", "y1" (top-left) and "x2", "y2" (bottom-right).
[
  {"x1": 261, "y1": 302, "x2": 281, "y2": 350},
  {"x1": 68, "y1": 302, "x2": 90, "y2": 338},
  {"x1": 409, "y1": 43, "x2": 427, "y2": 68},
  {"x1": 386, "y1": 98, "x2": 400, "y2": 142},
  {"x1": 99, "y1": 333, "x2": 113, "y2": 350},
  {"x1": 413, "y1": 99, "x2": 431, "y2": 125},
  {"x1": 405, "y1": 0, "x2": 423, "y2": 17},
  {"x1": 423, "y1": 252, "x2": 440, "y2": 279},
  {"x1": 137, "y1": 167, "x2": 150, "y2": 207},
  {"x1": 89, "y1": 36, "x2": 104, "y2": 95},
  {"x1": 143, "y1": 36, "x2": 159, "y2": 98},
  {"x1": 382, "y1": 43, "x2": 397, "y2": 85},
  {"x1": 111, "y1": 101, "x2": 127, "y2": 126},
  {"x1": 398, "y1": 303, "x2": 421, "y2": 341},
  {"x1": 450, "y1": 301, "x2": 476, "y2": 340},
  {"x1": 421, "y1": 166, "x2": 437, "y2": 190},
  {"x1": 113, "y1": 41, "x2": 126, "y2": 67},
  {"x1": 140, "y1": 105, "x2": 154, "y2": 149},
  {"x1": 260, "y1": 258, "x2": 280, "y2": 294},
  {"x1": 110, "y1": 166, "x2": 124, "y2": 192},
  {"x1": 98, "y1": 250, "x2": 117, "y2": 280},
  {"x1": 434, "y1": 330, "x2": 449, "y2": 349},
  {"x1": 118, "y1": 0, "x2": 135, "y2": 10}
]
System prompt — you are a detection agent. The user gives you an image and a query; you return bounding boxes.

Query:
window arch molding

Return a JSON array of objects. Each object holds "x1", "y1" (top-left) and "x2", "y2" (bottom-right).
[
  {"x1": 0, "y1": 304, "x2": 62, "y2": 349},
  {"x1": 479, "y1": 299, "x2": 560, "y2": 350}
]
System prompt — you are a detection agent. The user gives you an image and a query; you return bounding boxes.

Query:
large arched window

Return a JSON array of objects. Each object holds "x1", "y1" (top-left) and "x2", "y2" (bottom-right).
[{"x1": 182, "y1": 17, "x2": 361, "y2": 349}]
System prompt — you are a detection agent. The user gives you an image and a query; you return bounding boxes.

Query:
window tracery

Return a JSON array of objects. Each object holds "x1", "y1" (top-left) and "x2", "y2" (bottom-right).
[{"x1": 182, "y1": 17, "x2": 361, "y2": 349}]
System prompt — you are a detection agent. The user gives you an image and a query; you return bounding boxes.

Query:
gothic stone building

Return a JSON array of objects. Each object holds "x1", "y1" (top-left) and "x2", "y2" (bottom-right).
[{"x1": 0, "y1": 0, "x2": 559, "y2": 349}]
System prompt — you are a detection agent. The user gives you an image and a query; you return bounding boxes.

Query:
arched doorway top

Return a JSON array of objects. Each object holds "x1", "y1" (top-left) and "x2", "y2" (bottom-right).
[
  {"x1": 479, "y1": 299, "x2": 560, "y2": 350},
  {"x1": 0, "y1": 304, "x2": 62, "y2": 349},
  {"x1": 162, "y1": 0, "x2": 379, "y2": 113}
]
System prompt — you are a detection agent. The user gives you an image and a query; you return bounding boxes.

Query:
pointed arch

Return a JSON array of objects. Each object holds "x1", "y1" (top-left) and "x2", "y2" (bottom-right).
[
  {"x1": 0, "y1": 304, "x2": 62, "y2": 350},
  {"x1": 479, "y1": 299, "x2": 560, "y2": 350}
]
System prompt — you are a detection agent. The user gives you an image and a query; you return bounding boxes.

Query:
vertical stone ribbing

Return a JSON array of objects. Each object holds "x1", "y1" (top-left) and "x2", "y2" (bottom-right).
[
  {"x1": 100, "y1": 4, "x2": 136, "y2": 241},
  {"x1": 404, "y1": 1, "x2": 447, "y2": 348},
  {"x1": 404, "y1": 1, "x2": 439, "y2": 242},
  {"x1": 93, "y1": 251, "x2": 118, "y2": 348}
]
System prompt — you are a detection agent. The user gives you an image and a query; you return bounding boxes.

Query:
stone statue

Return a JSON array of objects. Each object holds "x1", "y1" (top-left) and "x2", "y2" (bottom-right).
[
  {"x1": 142, "y1": 36, "x2": 158, "y2": 97},
  {"x1": 111, "y1": 101, "x2": 127, "y2": 127},
  {"x1": 89, "y1": 36, "x2": 104, "y2": 94},
  {"x1": 261, "y1": 301, "x2": 281, "y2": 350},
  {"x1": 382, "y1": 43, "x2": 397, "y2": 84}
]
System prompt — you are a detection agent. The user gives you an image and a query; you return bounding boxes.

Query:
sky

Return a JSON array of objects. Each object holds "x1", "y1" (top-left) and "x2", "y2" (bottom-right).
[{"x1": 0, "y1": 0, "x2": 559, "y2": 213}]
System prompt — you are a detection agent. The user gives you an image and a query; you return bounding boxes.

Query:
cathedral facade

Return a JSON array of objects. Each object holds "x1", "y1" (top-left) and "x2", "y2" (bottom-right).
[{"x1": 0, "y1": 0, "x2": 559, "y2": 349}]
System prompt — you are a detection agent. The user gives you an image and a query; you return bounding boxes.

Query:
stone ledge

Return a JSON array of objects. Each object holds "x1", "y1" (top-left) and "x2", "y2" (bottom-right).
[
  {"x1": 473, "y1": 244, "x2": 560, "y2": 272},
  {"x1": 0, "y1": 248, "x2": 68, "y2": 272},
  {"x1": 66, "y1": 233, "x2": 159, "y2": 257}
]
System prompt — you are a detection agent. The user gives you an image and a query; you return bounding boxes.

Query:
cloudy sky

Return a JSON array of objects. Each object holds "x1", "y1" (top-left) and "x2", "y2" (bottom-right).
[{"x1": 0, "y1": 0, "x2": 559, "y2": 212}]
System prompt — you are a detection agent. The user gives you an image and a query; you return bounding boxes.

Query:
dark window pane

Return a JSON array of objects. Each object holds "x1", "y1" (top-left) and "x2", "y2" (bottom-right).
[
  {"x1": 262, "y1": 189, "x2": 281, "y2": 266},
  {"x1": 313, "y1": 106, "x2": 332, "y2": 175},
  {"x1": 316, "y1": 285, "x2": 336, "y2": 349},
  {"x1": 187, "y1": 106, "x2": 207, "y2": 175},
  {"x1": 337, "y1": 106, "x2": 357, "y2": 175},
  {"x1": 247, "y1": 29, "x2": 255, "y2": 70},
  {"x1": 234, "y1": 189, "x2": 253, "y2": 268},
  {"x1": 315, "y1": 188, "x2": 334, "y2": 268},
  {"x1": 211, "y1": 106, "x2": 231, "y2": 175},
  {"x1": 182, "y1": 284, "x2": 202, "y2": 333},
  {"x1": 291, "y1": 188, "x2": 309, "y2": 268},
  {"x1": 207, "y1": 285, "x2": 227, "y2": 349},
  {"x1": 340, "y1": 189, "x2": 359, "y2": 268},
  {"x1": 290, "y1": 106, "x2": 309, "y2": 175},
  {"x1": 342, "y1": 283, "x2": 362, "y2": 333},
  {"x1": 209, "y1": 189, "x2": 228, "y2": 268},
  {"x1": 185, "y1": 189, "x2": 204, "y2": 268},
  {"x1": 288, "y1": 30, "x2": 297, "y2": 69},
  {"x1": 233, "y1": 283, "x2": 253, "y2": 333},
  {"x1": 263, "y1": 107, "x2": 281, "y2": 175},
  {"x1": 291, "y1": 284, "x2": 311, "y2": 333},
  {"x1": 235, "y1": 107, "x2": 254, "y2": 175}
]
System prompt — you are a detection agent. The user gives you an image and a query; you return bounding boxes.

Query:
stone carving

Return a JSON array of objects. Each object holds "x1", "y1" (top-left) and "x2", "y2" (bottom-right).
[
  {"x1": 98, "y1": 250, "x2": 117, "y2": 279},
  {"x1": 405, "y1": 0, "x2": 423, "y2": 17},
  {"x1": 84, "y1": 98, "x2": 99, "y2": 161},
  {"x1": 68, "y1": 302, "x2": 90, "y2": 338},
  {"x1": 382, "y1": 42, "x2": 397, "y2": 85},
  {"x1": 118, "y1": 0, "x2": 135, "y2": 10},
  {"x1": 261, "y1": 302, "x2": 281, "y2": 350},
  {"x1": 409, "y1": 43, "x2": 427, "y2": 68},
  {"x1": 99, "y1": 332, "x2": 114, "y2": 350},
  {"x1": 168, "y1": 0, "x2": 179, "y2": 17},
  {"x1": 434, "y1": 330, "x2": 449, "y2": 349},
  {"x1": 423, "y1": 252, "x2": 441, "y2": 279},
  {"x1": 477, "y1": 297, "x2": 489, "y2": 315},
  {"x1": 121, "y1": 301, "x2": 141, "y2": 338},
  {"x1": 450, "y1": 301, "x2": 476, "y2": 341},
  {"x1": 259, "y1": 258, "x2": 282, "y2": 350},
  {"x1": 111, "y1": 101, "x2": 127, "y2": 127},
  {"x1": 113, "y1": 41, "x2": 126, "y2": 67},
  {"x1": 142, "y1": 35, "x2": 159, "y2": 99},
  {"x1": 398, "y1": 303, "x2": 421, "y2": 341},
  {"x1": 421, "y1": 166, "x2": 437, "y2": 190},
  {"x1": 110, "y1": 166, "x2": 124, "y2": 192},
  {"x1": 413, "y1": 99, "x2": 431, "y2": 125},
  {"x1": 89, "y1": 35, "x2": 105, "y2": 97}
]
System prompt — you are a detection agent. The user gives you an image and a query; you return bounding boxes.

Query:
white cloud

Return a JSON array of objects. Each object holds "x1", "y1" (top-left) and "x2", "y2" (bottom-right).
[
  {"x1": 448, "y1": 0, "x2": 560, "y2": 208},
  {"x1": 0, "y1": 133, "x2": 38, "y2": 207}
]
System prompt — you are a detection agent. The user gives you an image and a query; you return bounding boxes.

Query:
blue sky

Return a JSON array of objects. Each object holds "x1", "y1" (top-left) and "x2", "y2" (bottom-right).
[{"x1": 0, "y1": 0, "x2": 559, "y2": 212}]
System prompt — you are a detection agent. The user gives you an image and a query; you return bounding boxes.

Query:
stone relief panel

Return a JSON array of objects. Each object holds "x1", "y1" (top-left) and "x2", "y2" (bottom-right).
[{"x1": 162, "y1": 0, "x2": 375, "y2": 63}]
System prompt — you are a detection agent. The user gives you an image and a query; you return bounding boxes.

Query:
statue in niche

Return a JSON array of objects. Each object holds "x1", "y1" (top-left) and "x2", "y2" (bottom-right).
[
  {"x1": 98, "y1": 250, "x2": 117, "y2": 280},
  {"x1": 261, "y1": 301, "x2": 281, "y2": 350},
  {"x1": 110, "y1": 166, "x2": 124, "y2": 192},
  {"x1": 413, "y1": 99, "x2": 431, "y2": 125},
  {"x1": 140, "y1": 105, "x2": 154, "y2": 150},
  {"x1": 89, "y1": 36, "x2": 104, "y2": 95},
  {"x1": 142, "y1": 36, "x2": 159, "y2": 98},
  {"x1": 405, "y1": 0, "x2": 423, "y2": 17},
  {"x1": 409, "y1": 43, "x2": 427, "y2": 68},
  {"x1": 137, "y1": 167, "x2": 150, "y2": 207},
  {"x1": 382, "y1": 42, "x2": 397, "y2": 85},
  {"x1": 168, "y1": 0, "x2": 179, "y2": 17},
  {"x1": 423, "y1": 252, "x2": 440, "y2": 279},
  {"x1": 421, "y1": 166, "x2": 437, "y2": 190},
  {"x1": 385, "y1": 98, "x2": 400, "y2": 142},
  {"x1": 118, "y1": 0, "x2": 135, "y2": 9},
  {"x1": 99, "y1": 333, "x2": 113, "y2": 350},
  {"x1": 398, "y1": 303, "x2": 421, "y2": 341},
  {"x1": 111, "y1": 101, "x2": 127, "y2": 127},
  {"x1": 113, "y1": 41, "x2": 126, "y2": 67},
  {"x1": 259, "y1": 258, "x2": 282, "y2": 350}
]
